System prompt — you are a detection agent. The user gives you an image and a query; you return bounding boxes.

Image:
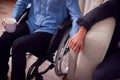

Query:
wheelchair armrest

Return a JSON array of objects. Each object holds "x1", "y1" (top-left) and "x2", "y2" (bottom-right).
[
  {"x1": 58, "y1": 17, "x2": 72, "y2": 31},
  {"x1": 46, "y1": 17, "x2": 72, "y2": 56},
  {"x1": 17, "y1": 8, "x2": 30, "y2": 24}
]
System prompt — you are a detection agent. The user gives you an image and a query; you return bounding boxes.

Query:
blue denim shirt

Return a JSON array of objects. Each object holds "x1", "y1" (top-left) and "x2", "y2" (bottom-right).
[{"x1": 12, "y1": 0, "x2": 81, "y2": 36}]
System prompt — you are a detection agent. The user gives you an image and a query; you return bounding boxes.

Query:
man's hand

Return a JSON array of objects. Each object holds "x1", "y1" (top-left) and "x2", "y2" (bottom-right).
[{"x1": 68, "y1": 26, "x2": 87, "y2": 53}]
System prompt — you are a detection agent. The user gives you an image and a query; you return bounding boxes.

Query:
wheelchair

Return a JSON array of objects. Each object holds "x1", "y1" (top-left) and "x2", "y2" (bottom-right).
[{"x1": 17, "y1": 8, "x2": 72, "y2": 80}]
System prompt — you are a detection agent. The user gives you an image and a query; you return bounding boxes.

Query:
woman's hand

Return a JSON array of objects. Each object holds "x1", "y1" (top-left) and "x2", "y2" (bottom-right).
[{"x1": 68, "y1": 26, "x2": 87, "y2": 53}]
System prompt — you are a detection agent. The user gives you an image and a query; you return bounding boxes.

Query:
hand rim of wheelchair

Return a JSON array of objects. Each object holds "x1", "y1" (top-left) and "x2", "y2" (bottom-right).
[{"x1": 54, "y1": 29, "x2": 70, "y2": 76}]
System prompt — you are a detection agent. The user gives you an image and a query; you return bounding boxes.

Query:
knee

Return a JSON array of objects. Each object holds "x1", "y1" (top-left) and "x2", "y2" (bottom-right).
[{"x1": 12, "y1": 38, "x2": 26, "y2": 55}]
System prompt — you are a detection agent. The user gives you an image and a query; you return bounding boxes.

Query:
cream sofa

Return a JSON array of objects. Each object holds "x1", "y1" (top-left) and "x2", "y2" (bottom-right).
[{"x1": 67, "y1": 0, "x2": 116, "y2": 80}]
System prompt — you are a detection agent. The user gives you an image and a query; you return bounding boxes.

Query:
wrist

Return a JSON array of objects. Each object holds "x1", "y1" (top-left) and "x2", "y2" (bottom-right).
[{"x1": 78, "y1": 26, "x2": 87, "y2": 36}]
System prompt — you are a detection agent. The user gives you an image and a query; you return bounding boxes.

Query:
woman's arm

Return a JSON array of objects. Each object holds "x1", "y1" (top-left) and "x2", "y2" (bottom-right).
[
  {"x1": 68, "y1": 26, "x2": 87, "y2": 53},
  {"x1": 77, "y1": 0, "x2": 118, "y2": 31},
  {"x1": 68, "y1": 0, "x2": 118, "y2": 53}
]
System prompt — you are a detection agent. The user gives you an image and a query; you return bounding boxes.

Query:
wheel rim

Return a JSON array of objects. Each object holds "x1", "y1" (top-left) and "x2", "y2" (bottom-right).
[{"x1": 54, "y1": 31, "x2": 70, "y2": 76}]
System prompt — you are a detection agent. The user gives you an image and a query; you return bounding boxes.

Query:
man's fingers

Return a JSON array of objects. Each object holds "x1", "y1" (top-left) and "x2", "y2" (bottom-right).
[{"x1": 2, "y1": 21, "x2": 5, "y2": 25}]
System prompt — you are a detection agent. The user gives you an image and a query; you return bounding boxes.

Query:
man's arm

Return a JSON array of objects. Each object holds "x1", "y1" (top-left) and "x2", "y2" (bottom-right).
[
  {"x1": 12, "y1": 0, "x2": 31, "y2": 20},
  {"x1": 66, "y1": 0, "x2": 81, "y2": 20},
  {"x1": 77, "y1": 0, "x2": 118, "y2": 31},
  {"x1": 66, "y1": 0, "x2": 82, "y2": 37},
  {"x1": 66, "y1": 0, "x2": 84, "y2": 53}
]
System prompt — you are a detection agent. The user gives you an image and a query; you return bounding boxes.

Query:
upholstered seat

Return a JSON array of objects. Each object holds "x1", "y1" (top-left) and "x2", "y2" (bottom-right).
[{"x1": 67, "y1": 0, "x2": 116, "y2": 80}]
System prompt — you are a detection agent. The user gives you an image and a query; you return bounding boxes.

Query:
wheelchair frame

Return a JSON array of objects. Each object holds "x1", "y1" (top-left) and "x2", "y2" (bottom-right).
[{"x1": 17, "y1": 8, "x2": 72, "y2": 80}]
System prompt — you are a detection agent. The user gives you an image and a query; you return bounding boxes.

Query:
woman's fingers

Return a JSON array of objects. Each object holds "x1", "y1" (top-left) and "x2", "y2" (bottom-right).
[
  {"x1": 72, "y1": 43, "x2": 81, "y2": 53},
  {"x1": 68, "y1": 39, "x2": 76, "y2": 49},
  {"x1": 68, "y1": 39, "x2": 82, "y2": 53}
]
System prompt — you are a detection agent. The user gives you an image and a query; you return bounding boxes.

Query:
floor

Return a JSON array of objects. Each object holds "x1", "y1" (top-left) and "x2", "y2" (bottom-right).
[{"x1": 0, "y1": 0, "x2": 63, "y2": 80}]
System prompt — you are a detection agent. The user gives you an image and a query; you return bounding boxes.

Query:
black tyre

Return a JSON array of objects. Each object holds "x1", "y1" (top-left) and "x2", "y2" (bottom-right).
[{"x1": 54, "y1": 29, "x2": 70, "y2": 76}]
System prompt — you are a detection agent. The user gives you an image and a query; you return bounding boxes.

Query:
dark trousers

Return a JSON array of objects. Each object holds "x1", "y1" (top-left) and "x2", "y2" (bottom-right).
[
  {"x1": 93, "y1": 48, "x2": 120, "y2": 80},
  {"x1": 0, "y1": 22, "x2": 53, "y2": 80}
]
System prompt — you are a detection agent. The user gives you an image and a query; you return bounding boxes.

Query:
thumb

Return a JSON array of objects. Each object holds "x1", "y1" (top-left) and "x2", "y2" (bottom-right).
[{"x1": 2, "y1": 21, "x2": 5, "y2": 26}]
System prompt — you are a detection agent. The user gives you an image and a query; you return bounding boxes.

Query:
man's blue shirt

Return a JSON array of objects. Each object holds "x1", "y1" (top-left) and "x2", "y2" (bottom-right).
[{"x1": 12, "y1": 0, "x2": 81, "y2": 36}]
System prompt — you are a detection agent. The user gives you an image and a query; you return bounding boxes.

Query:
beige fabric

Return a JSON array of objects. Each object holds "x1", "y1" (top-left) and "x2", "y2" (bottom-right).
[
  {"x1": 79, "y1": 0, "x2": 105, "y2": 15},
  {"x1": 67, "y1": 0, "x2": 115, "y2": 80}
]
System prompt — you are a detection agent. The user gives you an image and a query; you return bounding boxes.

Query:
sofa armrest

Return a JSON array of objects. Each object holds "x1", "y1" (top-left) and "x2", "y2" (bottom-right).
[
  {"x1": 82, "y1": 17, "x2": 115, "y2": 63},
  {"x1": 74, "y1": 17, "x2": 115, "y2": 80},
  {"x1": 67, "y1": 17, "x2": 115, "y2": 80}
]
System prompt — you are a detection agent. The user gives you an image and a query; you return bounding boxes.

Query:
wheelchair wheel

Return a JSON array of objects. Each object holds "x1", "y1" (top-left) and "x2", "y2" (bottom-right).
[
  {"x1": 26, "y1": 59, "x2": 44, "y2": 80},
  {"x1": 26, "y1": 60, "x2": 39, "y2": 80},
  {"x1": 54, "y1": 29, "x2": 70, "y2": 76}
]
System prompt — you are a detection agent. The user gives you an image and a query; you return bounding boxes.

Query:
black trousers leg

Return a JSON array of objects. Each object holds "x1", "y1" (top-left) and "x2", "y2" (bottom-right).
[
  {"x1": 93, "y1": 49, "x2": 120, "y2": 80},
  {"x1": 0, "y1": 22, "x2": 30, "y2": 80},
  {"x1": 11, "y1": 32, "x2": 53, "y2": 80}
]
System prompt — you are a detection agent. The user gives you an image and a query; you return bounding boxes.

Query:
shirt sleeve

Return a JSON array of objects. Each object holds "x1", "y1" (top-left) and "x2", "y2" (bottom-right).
[
  {"x1": 12, "y1": 0, "x2": 31, "y2": 20},
  {"x1": 66, "y1": 0, "x2": 82, "y2": 36},
  {"x1": 77, "y1": 0, "x2": 117, "y2": 31},
  {"x1": 66, "y1": 0, "x2": 81, "y2": 19}
]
